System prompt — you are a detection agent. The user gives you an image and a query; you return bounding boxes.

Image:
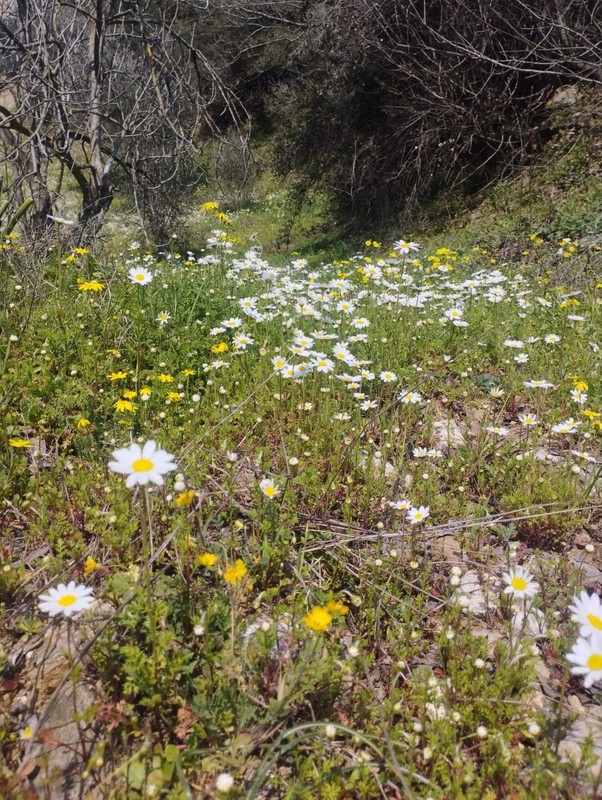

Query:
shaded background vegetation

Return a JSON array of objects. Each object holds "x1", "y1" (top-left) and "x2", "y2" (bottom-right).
[{"x1": 1, "y1": 0, "x2": 601, "y2": 244}]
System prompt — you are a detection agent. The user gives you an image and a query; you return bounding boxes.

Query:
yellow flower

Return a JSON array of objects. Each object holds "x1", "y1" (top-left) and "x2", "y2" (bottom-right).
[
  {"x1": 8, "y1": 438, "x2": 31, "y2": 448},
  {"x1": 156, "y1": 374, "x2": 174, "y2": 383},
  {"x1": 223, "y1": 559, "x2": 248, "y2": 585},
  {"x1": 573, "y1": 380, "x2": 589, "y2": 391},
  {"x1": 114, "y1": 399, "x2": 135, "y2": 412},
  {"x1": 200, "y1": 201, "x2": 219, "y2": 211},
  {"x1": 175, "y1": 489, "x2": 195, "y2": 507},
  {"x1": 303, "y1": 606, "x2": 333, "y2": 632},
  {"x1": 106, "y1": 348, "x2": 121, "y2": 356},
  {"x1": 139, "y1": 386, "x2": 152, "y2": 396},
  {"x1": 326, "y1": 600, "x2": 349, "y2": 617},
  {"x1": 74, "y1": 247, "x2": 90, "y2": 255},
  {"x1": 198, "y1": 552, "x2": 218, "y2": 567},
  {"x1": 77, "y1": 417, "x2": 91, "y2": 430},
  {"x1": 582, "y1": 410, "x2": 601, "y2": 420},
  {"x1": 107, "y1": 371, "x2": 127, "y2": 380},
  {"x1": 167, "y1": 391, "x2": 182, "y2": 402},
  {"x1": 233, "y1": 520, "x2": 244, "y2": 532},
  {"x1": 212, "y1": 342, "x2": 229, "y2": 354},
  {"x1": 78, "y1": 280, "x2": 105, "y2": 292},
  {"x1": 122, "y1": 389, "x2": 137, "y2": 399},
  {"x1": 181, "y1": 369, "x2": 195, "y2": 376},
  {"x1": 84, "y1": 556, "x2": 99, "y2": 575}
]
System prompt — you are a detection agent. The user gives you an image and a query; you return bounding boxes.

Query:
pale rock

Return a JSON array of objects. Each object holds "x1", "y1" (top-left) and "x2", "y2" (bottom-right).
[{"x1": 432, "y1": 419, "x2": 466, "y2": 452}]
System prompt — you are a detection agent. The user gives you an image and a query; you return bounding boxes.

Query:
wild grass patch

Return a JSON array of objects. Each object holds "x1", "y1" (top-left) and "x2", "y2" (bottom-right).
[{"x1": 0, "y1": 223, "x2": 601, "y2": 798}]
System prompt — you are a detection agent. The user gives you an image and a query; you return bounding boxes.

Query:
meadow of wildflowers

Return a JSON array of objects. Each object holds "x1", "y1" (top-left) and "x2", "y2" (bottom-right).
[{"x1": 0, "y1": 211, "x2": 601, "y2": 798}]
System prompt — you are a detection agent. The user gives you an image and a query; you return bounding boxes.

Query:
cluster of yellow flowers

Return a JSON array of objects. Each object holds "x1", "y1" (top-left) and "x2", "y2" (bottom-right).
[
  {"x1": 302, "y1": 600, "x2": 349, "y2": 632},
  {"x1": 197, "y1": 552, "x2": 249, "y2": 586}
]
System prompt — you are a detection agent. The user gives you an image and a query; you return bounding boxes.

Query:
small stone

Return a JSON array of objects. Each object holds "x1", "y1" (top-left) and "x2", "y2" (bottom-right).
[{"x1": 433, "y1": 419, "x2": 466, "y2": 452}]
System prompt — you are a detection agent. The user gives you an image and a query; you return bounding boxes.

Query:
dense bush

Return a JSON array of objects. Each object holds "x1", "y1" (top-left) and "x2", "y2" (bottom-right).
[{"x1": 258, "y1": 0, "x2": 602, "y2": 231}]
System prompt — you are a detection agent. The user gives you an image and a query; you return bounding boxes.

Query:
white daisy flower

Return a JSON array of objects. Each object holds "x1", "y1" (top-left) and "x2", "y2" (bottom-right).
[
  {"x1": 20, "y1": 715, "x2": 38, "y2": 740},
  {"x1": 486, "y1": 426, "x2": 508, "y2": 436},
  {"x1": 312, "y1": 357, "x2": 335, "y2": 373},
  {"x1": 259, "y1": 478, "x2": 280, "y2": 499},
  {"x1": 551, "y1": 417, "x2": 581, "y2": 434},
  {"x1": 544, "y1": 334, "x2": 561, "y2": 344},
  {"x1": 569, "y1": 591, "x2": 602, "y2": 638},
  {"x1": 239, "y1": 296, "x2": 258, "y2": 310},
  {"x1": 232, "y1": 332, "x2": 254, "y2": 349},
  {"x1": 379, "y1": 371, "x2": 397, "y2": 383},
  {"x1": 222, "y1": 317, "x2": 242, "y2": 328},
  {"x1": 399, "y1": 391, "x2": 422, "y2": 405},
  {"x1": 407, "y1": 505, "x2": 430, "y2": 525},
  {"x1": 523, "y1": 380, "x2": 555, "y2": 389},
  {"x1": 502, "y1": 566, "x2": 539, "y2": 599},
  {"x1": 393, "y1": 239, "x2": 420, "y2": 254},
  {"x1": 566, "y1": 632, "x2": 602, "y2": 688},
  {"x1": 570, "y1": 389, "x2": 587, "y2": 405},
  {"x1": 571, "y1": 450, "x2": 597, "y2": 464},
  {"x1": 272, "y1": 355, "x2": 288, "y2": 372},
  {"x1": 128, "y1": 267, "x2": 153, "y2": 285},
  {"x1": 389, "y1": 499, "x2": 411, "y2": 511},
  {"x1": 413, "y1": 447, "x2": 429, "y2": 458},
  {"x1": 519, "y1": 413, "x2": 538, "y2": 426},
  {"x1": 108, "y1": 440, "x2": 177, "y2": 487},
  {"x1": 38, "y1": 581, "x2": 94, "y2": 617},
  {"x1": 156, "y1": 311, "x2": 171, "y2": 326}
]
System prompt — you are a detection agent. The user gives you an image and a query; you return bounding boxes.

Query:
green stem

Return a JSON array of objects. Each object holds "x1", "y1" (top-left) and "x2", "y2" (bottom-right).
[
  {"x1": 553, "y1": 664, "x2": 571, "y2": 753},
  {"x1": 582, "y1": 462, "x2": 602, "y2": 502},
  {"x1": 141, "y1": 488, "x2": 158, "y2": 686}
]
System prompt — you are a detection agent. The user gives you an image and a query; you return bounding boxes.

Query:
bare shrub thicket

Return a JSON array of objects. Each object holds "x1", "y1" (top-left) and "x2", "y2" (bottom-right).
[
  {"x1": 264, "y1": 0, "x2": 602, "y2": 230},
  {"x1": 0, "y1": 0, "x2": 246, "y2": 245},
  {"x1": 1, "y1": 0, "x2": 600, "y2": 241}
]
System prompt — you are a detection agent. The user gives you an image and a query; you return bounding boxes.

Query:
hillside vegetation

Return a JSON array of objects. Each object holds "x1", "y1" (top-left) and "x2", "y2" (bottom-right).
[{"x1": 0, "y1": 84, "x2": 602, "y2": 800}]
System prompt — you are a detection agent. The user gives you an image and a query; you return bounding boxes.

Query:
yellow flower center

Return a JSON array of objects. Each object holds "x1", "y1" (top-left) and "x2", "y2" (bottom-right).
[
  {"x1": 132, "y1": 458, "x2": 154, "y2": 472},
  {"x1": 136, "y1": 273, "x2": 145, "y2": 281},
  {"x1": 58, "y1": 594, "x2": 77, "y2": 607},
  {"x1": 587, "y1": 654, "x2": 602, "y2": 671},
  {"x1": 511, "y1": 577, "x2": 527, "y2": 591},
  {"x1": 264, "y1": 486, "x2": 276, "y2": 497},
  {"x1": 587, "y1": 613, "x2": 602, "y2": 631}
]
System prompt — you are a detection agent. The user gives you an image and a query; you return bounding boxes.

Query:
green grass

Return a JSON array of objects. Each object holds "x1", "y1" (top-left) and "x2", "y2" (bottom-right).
[{"x1": 0, "y1": 213, "x2": 601, "y2": 798}]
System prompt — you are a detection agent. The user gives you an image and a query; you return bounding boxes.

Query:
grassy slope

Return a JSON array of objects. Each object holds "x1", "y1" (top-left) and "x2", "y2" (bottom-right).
[{"x1": 0, "y1": 88, "x2": 601, "y2": 800}]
